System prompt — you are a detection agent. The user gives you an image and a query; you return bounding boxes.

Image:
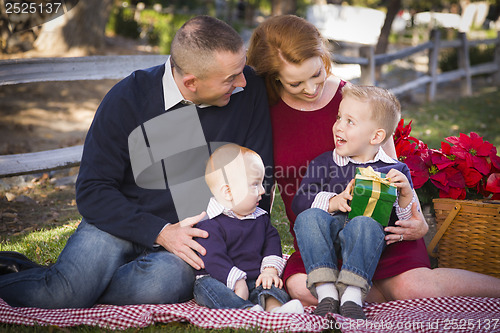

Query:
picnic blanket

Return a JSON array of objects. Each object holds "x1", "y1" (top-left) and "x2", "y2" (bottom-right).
[{"x1": 1, "y1": 296, "x2": 499, "y2": 332}]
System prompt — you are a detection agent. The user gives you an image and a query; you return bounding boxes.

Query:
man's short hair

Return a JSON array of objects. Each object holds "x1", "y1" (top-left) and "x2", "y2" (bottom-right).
[
  {"x1": 341, "y1": 84, "x2": 401, "y2": 143},
  {"x1": 171, "y1": 15, "x2": 244, "y2": 78}
]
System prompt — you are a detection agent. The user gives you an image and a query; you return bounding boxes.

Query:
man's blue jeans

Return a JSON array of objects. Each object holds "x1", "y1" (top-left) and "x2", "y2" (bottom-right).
[
  {"x1": 294, "y1": 208, "x2": 386, "y2": 300},
  {"x1": 0, "y1": 220, "x2": 195, "y2": 308},
  {"x1": 193, "y1": 276, "x2": 290, "y2": 310}
]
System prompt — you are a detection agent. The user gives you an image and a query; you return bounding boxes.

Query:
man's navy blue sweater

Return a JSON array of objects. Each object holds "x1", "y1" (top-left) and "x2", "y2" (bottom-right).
[{"x1": 75, "y1": 64, "x2": 273, "y2": 248}]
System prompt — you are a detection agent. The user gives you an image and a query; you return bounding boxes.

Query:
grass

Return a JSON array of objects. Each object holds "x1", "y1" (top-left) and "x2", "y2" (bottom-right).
[
  {"x1": 1, "y1": 83, "x2": 499, "y2": 331},
  {"x1": 0, "y1": 222, "x2": 78, "y2": 265},
  {"x1": 401, "y1": 84, "x2": 500, "y2": 150},
  {"x1": 270, "y1": 192, "x2": 295, "y2": 255}
]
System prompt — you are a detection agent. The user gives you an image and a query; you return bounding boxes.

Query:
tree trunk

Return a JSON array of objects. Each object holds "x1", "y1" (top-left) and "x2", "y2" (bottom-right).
[
  {"x1": 271, "y1": 0, "x2": 296, "y2": 16},
  {"x1": 375, "y1": 0, "x2": 401, "y2": 80},
  {"x1": 375, "y1": 0, "x2": 401, "y2": 55},
  {"x1": 34, "y1": 0, "x2": 113, "y2": 56}
]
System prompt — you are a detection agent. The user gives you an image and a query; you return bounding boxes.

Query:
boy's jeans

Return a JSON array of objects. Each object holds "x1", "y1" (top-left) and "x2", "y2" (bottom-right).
[
  {"x1": 0, "y1": 220, "x2": 195, "y2": 308},
  {"x1": 294, "y1": 208, "x2": 386, "y2": 299},
  {"x1": 194, "y1": 276, "x2": 290, "y2": 310}
]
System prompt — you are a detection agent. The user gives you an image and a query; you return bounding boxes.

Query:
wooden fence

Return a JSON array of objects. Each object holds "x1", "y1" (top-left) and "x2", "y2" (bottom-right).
[
  {"x1": 333, "y1": 29, "x2": 500, "y2": 101},
  {"x1": 0, "y1": 55, "x2": 167, "y2": 178},
  {"x1": 0, "y1": 29, "x2": 499, "y2": 178}
]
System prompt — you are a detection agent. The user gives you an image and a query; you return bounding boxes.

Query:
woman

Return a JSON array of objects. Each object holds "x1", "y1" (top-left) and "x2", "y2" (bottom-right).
[{"x1": 247, "y1": 14, "x2": 500, "y2": 305}]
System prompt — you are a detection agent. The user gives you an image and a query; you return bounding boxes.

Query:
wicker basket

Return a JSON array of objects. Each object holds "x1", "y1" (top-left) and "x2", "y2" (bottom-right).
[{"x1": 428, "y1": 198, "x2": 500, "y2": 278}]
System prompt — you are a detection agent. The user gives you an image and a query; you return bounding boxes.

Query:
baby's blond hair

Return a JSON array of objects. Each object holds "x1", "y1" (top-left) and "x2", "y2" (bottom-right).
[{"x1": 205, "y1": 143, "x2": 260, "y2": 194}]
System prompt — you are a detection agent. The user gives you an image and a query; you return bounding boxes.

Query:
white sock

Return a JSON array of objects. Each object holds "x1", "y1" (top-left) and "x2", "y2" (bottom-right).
[
  {"x1": 316, "y1": 283, "x2": 339, "y2": 302},
  {"x1": 271, "y1": 299, "x2": 304, "y2": 314},
  {"x1": 340, "y1": 285, "x2": 362, "y2": 306}
]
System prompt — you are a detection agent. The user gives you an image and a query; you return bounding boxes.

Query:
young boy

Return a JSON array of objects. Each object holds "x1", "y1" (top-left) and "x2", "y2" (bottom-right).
[
  {"x1": 292, "y1": 85, "x2": 417, "y2": 319},
  {"x1": 194, "y1": 143, "x2": 303, "y2": 313}
]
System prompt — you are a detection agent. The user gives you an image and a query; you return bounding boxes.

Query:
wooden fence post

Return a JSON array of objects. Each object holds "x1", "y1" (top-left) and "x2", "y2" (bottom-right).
[
  {"x1": 359, "y1": 45, "x2": 375, "y2": 85},
  {"x1": 427, "y1": 29, "x2": 440, "y2": 102},
  {"x1": 458, "y1": 32, "x2": 472, "y2": 96},
  {"x1": 494, "y1": 30, "x2": 500, "y2": 85}
]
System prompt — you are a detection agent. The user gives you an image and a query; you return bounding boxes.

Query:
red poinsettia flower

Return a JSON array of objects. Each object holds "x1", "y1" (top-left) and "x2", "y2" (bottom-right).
[
  {"x1": 405, "y1": 154, "x2": 429, "y2": 189},
  {"x1": 455, "y1": 160, "x2": 483, "y2": 188},
  {"x1": 490, "y1": 147, "x2": 500, "y2": 173},
  {"x1": 429, "y1": 162, "x2": 465, "y2": 194},
  {"x1": 446, "y1": 132, "x2": 493, "y2": 156},
  {"x1": 447, "y1": 132, "x2": 493, "y2": 175},
  {"x1": 486, "y1": 173, "x2": 500, "y2": 200},
  {"x1": 432, "y1": 143, "x2": 456, "y2": 170},
  {"x1": 394, "y1": 119, "x2": 427, "y2": 157},
  {"x1": 395, "y1": 120, "x2": 499, "y2": 201},
  {"x1": 440, "y1": 186, "x2": 466, "y2": 200},
  {"x1": 394, "y1": 119, "x2": 413, "y2": 142},
  {"x1": 395, "y1": 139, "x2": 417, "y2": 162}
]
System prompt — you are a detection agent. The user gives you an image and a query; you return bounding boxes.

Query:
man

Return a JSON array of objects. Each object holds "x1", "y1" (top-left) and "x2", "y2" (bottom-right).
[{"x1": 0, "y1": 15, "x2": 273, "y2": 308}]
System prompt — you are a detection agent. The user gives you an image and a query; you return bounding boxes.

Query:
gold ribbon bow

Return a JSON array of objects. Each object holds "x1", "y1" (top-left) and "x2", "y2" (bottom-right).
[{"x1": 355, "y1": 166, "x2": 395, "y2": 188}]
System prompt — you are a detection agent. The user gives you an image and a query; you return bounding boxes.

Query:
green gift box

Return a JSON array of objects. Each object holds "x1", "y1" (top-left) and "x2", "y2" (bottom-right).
[{"x1": 348, "y1": 166, "x2": 397, "y2": 226}]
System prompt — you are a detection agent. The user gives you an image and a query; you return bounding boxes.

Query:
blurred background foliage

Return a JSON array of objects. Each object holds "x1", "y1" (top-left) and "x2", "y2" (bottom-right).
[
  {"x1": 106, "y1": 4, "x2": 193, "y2": 54},
  {"x1": 2, "y1": 0, "x2": 499, "y2": 57},
  {"x1": 102, "y1": 0, "x2": 500, "y2": 59}
]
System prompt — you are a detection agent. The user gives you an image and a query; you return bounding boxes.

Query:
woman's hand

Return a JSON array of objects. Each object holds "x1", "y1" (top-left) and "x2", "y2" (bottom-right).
[{"x1": 384, "y1": 202, "x2": 429, "y2": 245}]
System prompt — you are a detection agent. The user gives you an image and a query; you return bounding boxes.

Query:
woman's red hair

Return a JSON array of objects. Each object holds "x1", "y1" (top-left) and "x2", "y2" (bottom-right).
[{"x1": 247, "y1": 15, "x2": 332, "y2": 106}]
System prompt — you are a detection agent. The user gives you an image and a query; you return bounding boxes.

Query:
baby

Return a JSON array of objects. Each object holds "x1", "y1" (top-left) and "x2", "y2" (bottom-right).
[{"x1": 194, "y1": 143, "x2": 303, "y2": 313}]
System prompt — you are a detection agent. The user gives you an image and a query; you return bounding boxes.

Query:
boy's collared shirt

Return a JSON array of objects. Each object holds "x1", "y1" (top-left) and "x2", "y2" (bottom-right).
[
  {"x1": 312, "y1": 147, "x2": 416, "y2": 220},
  {"x1": 162, "y1": 56, "x2": 243, "y2": 111},
  {"x1": 332, "y1": 147, "x2": 396, "y2": 167},
  {"x1": 201, "y1": 197, "x2": 285, "y2": 290}
]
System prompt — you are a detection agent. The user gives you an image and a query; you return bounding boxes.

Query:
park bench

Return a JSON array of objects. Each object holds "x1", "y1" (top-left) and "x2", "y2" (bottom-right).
[{"x1": 0, "y1": 55, "x2": 166, "y2": 178}]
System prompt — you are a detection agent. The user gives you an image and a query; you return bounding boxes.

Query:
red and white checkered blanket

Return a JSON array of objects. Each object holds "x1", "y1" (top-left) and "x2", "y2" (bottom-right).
[{"x1": 1, "y1": 297, "x2": 499, "y2": 332}]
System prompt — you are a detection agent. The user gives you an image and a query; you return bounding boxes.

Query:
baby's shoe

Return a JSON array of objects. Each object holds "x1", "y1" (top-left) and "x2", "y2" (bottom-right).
[
  {"x1": 248, "y1": 304, "x2": 264, "y2": 311},
  {"x1": 271, "y1": 299, "x2": 304, "y2": 314}
]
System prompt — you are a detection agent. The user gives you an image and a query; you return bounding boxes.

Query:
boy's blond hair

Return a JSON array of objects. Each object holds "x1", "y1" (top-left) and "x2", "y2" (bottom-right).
[
  {"x1": 341, "y1": 84, "x2": 401, "y2": 144},
  {"x1": 205, "y1": 143, "x2": 260, "y2": 193}
]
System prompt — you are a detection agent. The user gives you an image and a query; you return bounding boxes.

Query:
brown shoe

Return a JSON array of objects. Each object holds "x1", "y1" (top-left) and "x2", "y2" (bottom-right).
[
  {"x1": 0, "y1": 251, "x2": 45, "y2": 275},
  {"x1": 340, "y1": 301, "x2": 366, "y2": 320},
  {"x1": 313, "y1": 297, "x2": 339, "y2": 317}
]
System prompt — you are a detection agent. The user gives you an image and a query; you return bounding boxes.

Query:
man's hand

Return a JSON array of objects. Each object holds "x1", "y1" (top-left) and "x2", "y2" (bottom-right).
[
  {"x1": 328, "y1": 179, "x2": 354, "y2": 213},
  {"x1": 234, "y1": 279, "x2": 249, "y2": 300},
  {"x1": 256, "y1": 267, "x2": 282, "y2": 289},
  {"x1": 384, "y1": 202, "x2": 429, "y2": 245},
  {"x1": 155, "y1": 211, "x2": 208, "y2": 270}
]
